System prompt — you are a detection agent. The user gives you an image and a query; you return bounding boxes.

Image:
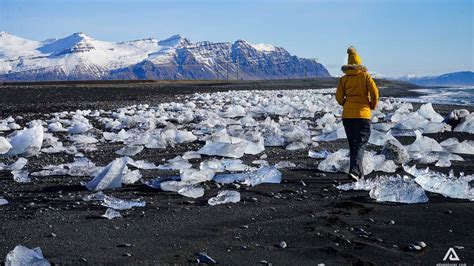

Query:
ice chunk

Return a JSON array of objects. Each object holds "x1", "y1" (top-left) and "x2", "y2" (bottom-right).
[
  {"x1": 6, "y1": 126, "x2": 44, "y2": 157},
  {"x1": 405, "y1": 130, "x2": 443, "y2": 153},
  {"x1": 5, "y1": 245, "x2": 50, "y2": 266},
  {"x1": 404, "y1": 165, "x2": 474, "y2": 200},
  {"x1": 68, "y1": 123, "x2": 92, "y2": 134},
  {"x1": 200, "y1": 159, "x2": 248, "y2": 172},
  {"x1": 12, "y1": 170, "x2": 31, "y2": 183},
  {"x1": 285, "y1": 141, "x2": 307, "y2": 150},
  {"x1": 369, "y1": 130, "x2": 396, "y2": 146},
  {"x1": 382, "y1": 139, "x2": 410, "y2": 164},
  {"x1": 208, "y1": 190, "x2": 241, "y2": 206},
  {"x1": 82, "y1": 191, "x2": 106, "y2": 201},
  {"x1": 85, "y1": 157, "x2": 128, "y2": 191},
  {"x1": 453, "y1": 113, "x2": 474, "y2": 134},
  {"x1": 444, "y1": 109, "x2": 470, "y2": 128},
  {"x1": 0, "y1": 137, "x2": 12, "y2": 154},
  {"x1": 440, "y1": 138, "x2": 474, "y2": 154},
  {"x1": 127, "y1": 159, "x2": 159, "y2": 170},
  {"x1": 116, "y1": 145, "x2": 144, "y2": 156},
  {"x1": 102, "y1": 208, "x2": 122, "y2": 219},
  {"x1": 32, "y1": 157, "x2": 97, "y2": 177},
  {"x1": 368, "y1": 175, "x2": 429, "y2": 203},
  {"x1": 180, "y1": 168, "x2": 215, "y2": 184},
  {"x1": 160, "y1": 180, "x2": 205, "y2": 198},
  {"x1": 410, "y1": 151, "x2": 464, "y2": 165},
  {"x1": 177, "y1": 185, "x2": 205, "y2": 198},
  {"x1": 122, "y1": 168, "x2": 142, "y2": 184},
  {"x1": 317, "y1": 149, "x2": 350, "y2": 173},
  {"x1": 158, "y1": 156, "x2": 192, "y2": 170},
  {"x1": 422, "y1": 122, "x2": 451, "y2": 134},
  {"x1": 4, "y1": 158, "x2": 28, "y2": 171},
  {"x1": 275, "y1": 161, "x2": 296, "y2": 169},
  {"x1": 308, "y1": 150, "x2": 331, "y2": 159},
  {"x1": 338, "y1": 175, "x2": 429, "y2": 204},
  {"x1": 182, "y1": 151, "x2": 201, "y2": 160},
  {"x1": 313, "y1": 125, "x2": 346, "y2": 142},
  {"x1": 47, "y1": 122, "x2": 68, "y2": 132},
  {"x1": 103, "y1": 129, "x2": 130, "y2": 142},
  {"x1": 101, "y1": 195, "x2": 146, "y2": 210},
  {"x1": 337, "y1": 178, "x2": 378, "y2": 191},
  {"x1": 213, "y1": 166, "x2": 282, "y2": 187},
  {"x1": 198, "y1": 139, "x2": 247, "y2": 158},
  {"x1": 0, "y1": 197, "x2": 8, "y2": 205},
  {"x1": 417, "y1": 103, "x2": 444, "y2": 122}
]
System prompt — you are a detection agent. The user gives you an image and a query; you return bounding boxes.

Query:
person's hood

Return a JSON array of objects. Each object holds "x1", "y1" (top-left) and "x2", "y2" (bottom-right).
[{"x1": 341, "y1": 64, "x2": 368, "y2": 75}]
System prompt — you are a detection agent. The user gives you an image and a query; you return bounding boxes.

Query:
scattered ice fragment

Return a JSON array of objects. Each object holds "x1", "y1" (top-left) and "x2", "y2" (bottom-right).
[
  {"x1": 102, "y1": 208, "x2": 122, "y2": 219},
  {"x1": 198, "y1": 139, "x2": 247, "y2": 158},
  {"x1": 158, "y1": 156, "x2": 192, "y2": 170},
  {"x1": 6, "y1": 126, "x2": 44, "y2": 157},
  {"x1": 182, "y1": 151, "x2": 201, "y2": 160},
  {"x1": 404, "y1": 165, "x2": 474, "y2": 200},
  {"x1": 440, "y1": 138, "x2": 474, "y2": 154},
  {"x1": 208, "y1": 190, "x2": 241, "y2": 205},
  {"x1": 47, "y1": 122, "x2": 67, "y2": 132},
  {"x1": 101, "y1": 195, "x2": 146, "y2": 210},
  {"x1": 0, "y1": 197, "x2": 8, "y2": 205},
  {"x1": 337, "y1": 178, "x2": 378, "y2": 191},
  {"x1": 405, "y1": 130, "x2": 444, "y2": 153},
  {"x1": 368, "y1": 130, "x2": 396, "y2": 146},
  {"x1": 177, "y1": 185, "x2": 205, "y2": 198},
  {"x1": 5, "y1": 245, "x2": 50, "y2": 266},
  {"x1": 417, "y1": 103, "x2": 444, "y2": 122},
  {"x1": 368, "y1": 175, "x2": 429, "y2": 203},
  {"x1": 214, "y1": 166, "x2": 282, "y2": 187},
  {"x1": 317, "y1": 149, "x2": 349, "y2": 173},
  {"x1": 68, "y1": 122, "x2": 92, "y2": 134},
  {"x1": 127, "y1": 158, "x2": 159, "y2": 170},
  {"x1": 453, "y1": 113, "x2": 474, "y2": 134},
  {"x1": 85, "y1": 157, "x2": 128, "y2": 191},
  {"x1": 180, "y1": 168, "x2": 215, "y2": 184},
  {"x1": 82, "y1": 191, "x2": 106, "y2": 201},
  {"x1": 308, "y1": 150, "x2": 331, "y2": 159},
  {"x1": 0, "y1": 137, "x2": 12, "y2": 154},
  {"x1": 3, "y1": 158, "x2": 28, "y2": 171},
  {"x1": 116, "y1": 145, "x2": 144, "y2": 156},
  {"x1": 12, "y1": 170, "x2": 31, "y2": 183},
  {"x1": 381, "y1": 139, "x2": 409, "y2": 164},
  {"x1": 122, "y1": 168, "x2": 142, "y2": 184}
]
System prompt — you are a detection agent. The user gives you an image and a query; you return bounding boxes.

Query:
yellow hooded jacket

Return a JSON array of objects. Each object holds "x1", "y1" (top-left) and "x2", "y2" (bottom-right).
[{"x1": 336, "y1": 49, "x2": 379, "y2": 119}]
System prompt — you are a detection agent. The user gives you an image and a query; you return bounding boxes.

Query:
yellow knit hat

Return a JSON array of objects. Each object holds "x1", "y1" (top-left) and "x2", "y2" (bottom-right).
[{"x1": 347, "y1": 46, "x2": 362, "y2": 65}]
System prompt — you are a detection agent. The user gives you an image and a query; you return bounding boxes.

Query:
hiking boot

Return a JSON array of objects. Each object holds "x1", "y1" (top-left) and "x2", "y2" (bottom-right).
[{"x1": 348, "y1": 173, "x2": 360, "y2": 181}]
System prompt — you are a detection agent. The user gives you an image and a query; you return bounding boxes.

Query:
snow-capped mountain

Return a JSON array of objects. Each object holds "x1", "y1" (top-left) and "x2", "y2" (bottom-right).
[
  {"x1": 397, "y1": 71, "x2": 474, "y2": 86},
  {"x1": 0, "y1": 31, "x2": 330, "y2": 81}
]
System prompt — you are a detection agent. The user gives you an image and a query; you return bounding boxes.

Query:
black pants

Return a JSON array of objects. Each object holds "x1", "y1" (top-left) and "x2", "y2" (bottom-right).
[{"x1": 342, "y1": 118, "x2": 371, "y2": 178}]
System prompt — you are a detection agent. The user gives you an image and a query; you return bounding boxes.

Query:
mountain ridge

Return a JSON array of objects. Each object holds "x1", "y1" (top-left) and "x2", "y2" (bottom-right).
[{"x1": 0, "y1": 32, "x2": 330, "y2": 81}]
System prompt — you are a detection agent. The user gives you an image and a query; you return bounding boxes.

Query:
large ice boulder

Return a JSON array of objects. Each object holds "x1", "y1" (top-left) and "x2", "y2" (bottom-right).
[
  {"x1": 0, "y1": 137, "x2": 12, "y2": 154},
  {"x1": 5, "y1": 245, "x2": 50, "y2": 266},
  {"x1": 382, "y1": 138, "x2": 410, "y2": 164},
  {"x1": 5, "y1": 126, "x2": 44, "y2": 157},
  {"x1": 404, "y1": 165, "x2": 474, "y2": 200},
  {"x1": 405, "y1": 130, "x2": 443, "y2": 153},
  {"x1": 85, "y1": 157, "x2": 128, "y2": 191}
]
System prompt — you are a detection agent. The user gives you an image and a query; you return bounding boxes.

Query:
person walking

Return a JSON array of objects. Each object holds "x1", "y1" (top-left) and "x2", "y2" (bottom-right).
[{"x1": 336, "y1": 46, "x2": 379, "y2": 181}]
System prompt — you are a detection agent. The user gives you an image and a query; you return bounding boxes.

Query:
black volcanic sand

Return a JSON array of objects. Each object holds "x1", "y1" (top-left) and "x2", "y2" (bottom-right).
[{"x1": 0, "y1": 80, "x2": 473, "y2": 265}]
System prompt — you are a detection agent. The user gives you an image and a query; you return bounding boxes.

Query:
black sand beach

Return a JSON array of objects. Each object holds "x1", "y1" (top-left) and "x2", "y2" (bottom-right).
[{"x1": 0, "y1": 79, "x2": 472, "y2": 265}]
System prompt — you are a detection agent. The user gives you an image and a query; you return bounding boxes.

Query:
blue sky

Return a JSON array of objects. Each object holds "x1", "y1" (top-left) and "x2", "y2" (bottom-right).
[{"x1": 1, "y1": 0, "x2": 472, "y2": 76}]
